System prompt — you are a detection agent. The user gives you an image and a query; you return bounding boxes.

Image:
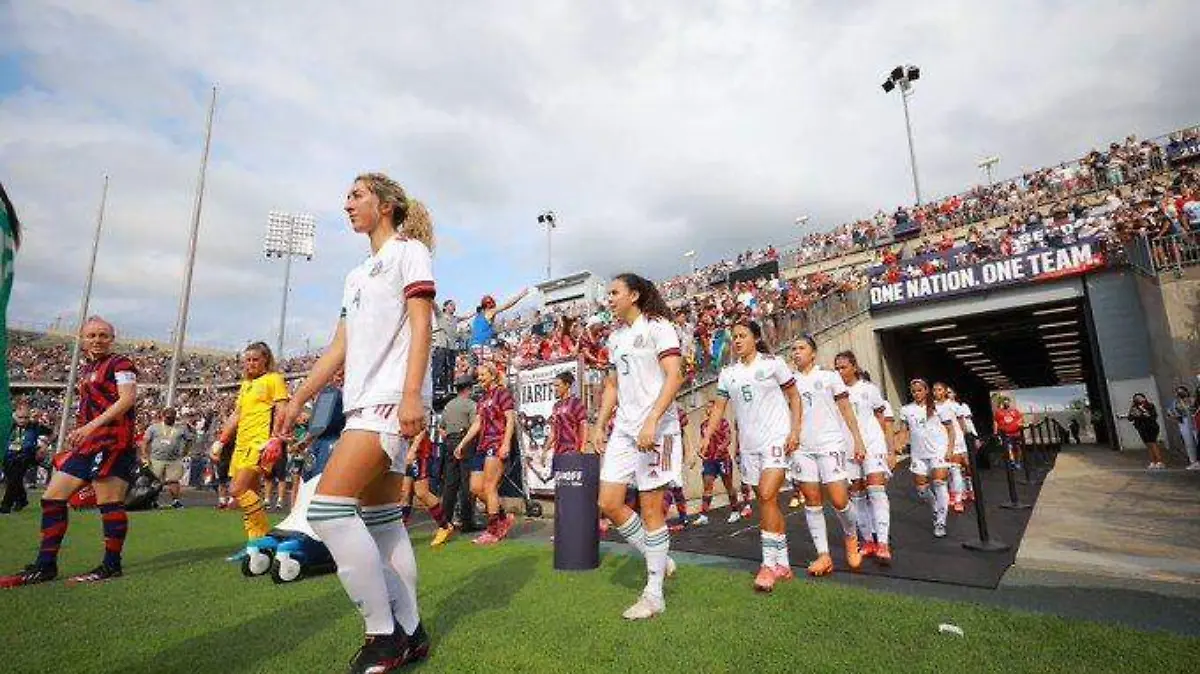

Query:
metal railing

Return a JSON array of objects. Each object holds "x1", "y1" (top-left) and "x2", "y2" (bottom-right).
[{"x1": 1128, "y1": 232, "x2": 1200, "y2": 277}]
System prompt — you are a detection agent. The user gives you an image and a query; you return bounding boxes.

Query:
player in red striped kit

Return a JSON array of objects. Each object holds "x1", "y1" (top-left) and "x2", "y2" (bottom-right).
[
  {"x1": 663, "y1": 405, "x2": 693, "y2": 531},
  {"x1": 692, "y1": 398, "x2": 743, "y2": 526},
  {"x1": 399, "y1": 429, "x2": 455, "y2": 547},
  {"x1": 2, "y1": 316, "x2": 138, "y2": 587},
  {"x1": 453, "y1": 361, "x2": 517, "y2": 544},
  {"x1": 548, "y1": 371, "x2": 589, "y2": 459}
]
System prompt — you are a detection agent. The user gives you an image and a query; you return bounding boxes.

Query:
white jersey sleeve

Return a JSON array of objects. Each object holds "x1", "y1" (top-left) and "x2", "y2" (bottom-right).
[
  {"x1": 648, "y1": 317, "x2": 681, "y2": 360},
  {"x1": 772, "y1": 357, "x2": 796, "y2": 388},
  {"x1": 716, "y1": 367, "x2": 732, "y2": 399},
  {"x1": 398, "y1": 238, "x2": 436, "y2": 300}
]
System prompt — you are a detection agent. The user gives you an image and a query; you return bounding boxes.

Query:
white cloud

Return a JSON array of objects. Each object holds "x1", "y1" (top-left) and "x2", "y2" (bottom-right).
[{"x1": 2, "y1": 0, "x2": 1196, "y2": 352}]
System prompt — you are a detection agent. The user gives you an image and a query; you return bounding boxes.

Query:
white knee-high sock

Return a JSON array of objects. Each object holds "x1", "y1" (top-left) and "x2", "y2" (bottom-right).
[
  {"x1": 761, "y1": 531, "x2": 789, "y2": 567},
  {"x1": 948, "y1": 464, "x2": 966, "y2": 500},
  {"x1": 308, "y1": 496, "x2": 394, "y2": 636},
  {"x1": 803, "y1": 506, "x2": 829, "y2": 555},
  {"x1": 867, "y1": 485, "x2": 891, "y2": 546},
  {"x1": 931, "y1": 480, "x2": 949, "y2": 527},
  {"x1": 362, "y1": 504, "x2": 420, "y2": 635},
  {"x1": 834, "y1": 504, "x2": 856, "y2": 539},
  {"x1": 615, "y1": 512, "x2": 648, "y2": 557},
  {"x1": 851, "y1": 492, "x2": 873, "y2": 541},
  {"x1": 643, "y1": 526, "x2": 669, "y2": 601}
]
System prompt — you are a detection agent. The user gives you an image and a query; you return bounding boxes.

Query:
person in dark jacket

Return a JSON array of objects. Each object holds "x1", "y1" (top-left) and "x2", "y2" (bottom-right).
[
  {"x1": 1122, "y1": 393, "x2": 1165, "y2": 470},
  {"x1": 1, "y1": 403, "x2": 52, "y2": 513}
]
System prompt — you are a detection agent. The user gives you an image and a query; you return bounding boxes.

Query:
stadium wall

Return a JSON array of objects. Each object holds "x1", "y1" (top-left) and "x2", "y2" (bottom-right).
[{"x1": 1135, "y1": 268, "x2": 1200, "y2": 457}]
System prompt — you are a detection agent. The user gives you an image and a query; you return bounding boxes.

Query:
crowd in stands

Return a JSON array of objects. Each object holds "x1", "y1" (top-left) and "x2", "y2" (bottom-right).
[{"x1": 7, "y1": 125, "x2": 1196, "y2": 454}]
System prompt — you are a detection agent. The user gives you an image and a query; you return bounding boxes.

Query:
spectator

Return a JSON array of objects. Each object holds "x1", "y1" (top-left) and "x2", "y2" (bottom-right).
[
  {"x1": 1, "y1": 402, "x2": 50, "y2": 513},
  {"x1": 1122, "y1": 393, "x2": 1165, "y2": 470},
  {"x1": 140, "y1": 407, "x2": 193, "y2": 509},
  {"x1": 1166, "y1": 386, "x2": 1199, "y2": 470}
]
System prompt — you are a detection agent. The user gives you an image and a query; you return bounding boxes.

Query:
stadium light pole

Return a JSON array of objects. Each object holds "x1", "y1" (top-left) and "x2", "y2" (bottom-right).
[
  {"x1": 537, "y1": 210, "x2": 556, "y2": 280},
  {"x1": 683, "y1": 249, "x2": 696, "y2": 275},
  {"x1": 882, "y1": 65, "x2": 923, "y2": 205},
  {"x1": 165, "y1": 85, "x2": 217, "y2": 407},
  {"x1": 265, "y1": 211, "x2": 316, "y2": 359},
  {"x1": 55, "y1": 175, "x2": 109, "y2": 452},
  {"x1": 978, "y1": 155, "x2": 1001, "y2": 186}
]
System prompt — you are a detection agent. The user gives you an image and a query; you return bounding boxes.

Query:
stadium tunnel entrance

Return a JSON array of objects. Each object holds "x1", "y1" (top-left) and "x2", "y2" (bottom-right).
[{"x1": 871, "y1": 278, "x2": 1113, "y2": 444}]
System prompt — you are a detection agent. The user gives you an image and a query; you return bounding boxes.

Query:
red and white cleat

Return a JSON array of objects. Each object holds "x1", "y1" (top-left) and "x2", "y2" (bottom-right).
[
  {"x1": 772, "y1": 564, "x2": 795, "y2": 582},
  {"x1": 754, "y1": 565, "x2": 777, "y2": 593}
]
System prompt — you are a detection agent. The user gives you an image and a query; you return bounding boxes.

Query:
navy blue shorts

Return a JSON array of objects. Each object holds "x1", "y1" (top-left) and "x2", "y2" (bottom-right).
[
  {"x1": 468, "y1": 446, "x2": 500, "y2": 472},
  {"x1": 405, "y1": 455, "x2": 433, "y2": 481},
  {"x1": 57, "y1": 448, "x2": 136, "y2": 484},
  {"x1": 701, "y1": 458, "x2": 732, "y2": 477}
]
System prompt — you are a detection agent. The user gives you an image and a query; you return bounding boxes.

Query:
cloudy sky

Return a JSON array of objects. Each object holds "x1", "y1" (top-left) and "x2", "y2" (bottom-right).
[{"x1": 2, "y1": 1, "x2": 1196, "y2": 354}]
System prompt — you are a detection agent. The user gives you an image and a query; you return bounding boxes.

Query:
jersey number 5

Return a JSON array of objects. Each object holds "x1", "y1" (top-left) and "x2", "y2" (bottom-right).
[{"x1": 618, "y1": 354, "x2": 632, "y2": 376}]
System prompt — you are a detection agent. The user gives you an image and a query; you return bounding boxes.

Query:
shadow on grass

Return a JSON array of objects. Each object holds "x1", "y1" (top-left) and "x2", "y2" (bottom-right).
[
  {"x1": 125, "y1": 546, "x2": 237, "y2": 574},
  {"x1": 105, "y1": 590, "x2": 342, "y2": 674},
  {"x1": 608, "y1": 554, "x2": 646, "y2": 592},
  {"x1": 431, "y1": 552, "x2": 538, "y2": 639}
]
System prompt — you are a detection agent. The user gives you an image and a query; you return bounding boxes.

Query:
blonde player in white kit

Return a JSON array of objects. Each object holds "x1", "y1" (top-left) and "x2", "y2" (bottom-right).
[
  {"x1": 275, "y1": 174, "x2": 434, "y2": 672},
  {"x1": 592, "y1": 273, "x2": 685, "y2": 620},
  {"x1": 833, "y1": 351, "x2": 897, "y2": 565},
  {"x1": 789, "y1": 336, "x2": 869, "y2": 577},
  {"x1": 896, "y1": 378, "x2": 956, "y2": 538},
  {"x1": 702, "y1": 320, "x2": 801, "y2": 593}
]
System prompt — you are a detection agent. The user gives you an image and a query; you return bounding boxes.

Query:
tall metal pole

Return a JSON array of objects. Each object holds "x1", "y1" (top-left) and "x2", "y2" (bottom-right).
[
  {"x1": 276, "y1": 214, "x2": 296, "y2": 359},
  {"x1": 166, "y1": 85, "x2": 217, "y2": 407},
  {"x1": 899, "y1": 84, "x2": 923, "y2": 205},
  {"x1": 546, "y1": 220, "x2": 552, "y2": 280},
  {"x1": 56, "y1": 176, "x2": 109, "y2": 452}
]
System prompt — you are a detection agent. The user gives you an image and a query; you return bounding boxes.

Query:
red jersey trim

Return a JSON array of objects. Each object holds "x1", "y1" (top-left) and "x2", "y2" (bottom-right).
[
  {"x1": 404, "y1": 280, "x2": 436, "y2": 299},
  {"x1": 657, "y1": 347, "x2": 681, "y2": 361}
]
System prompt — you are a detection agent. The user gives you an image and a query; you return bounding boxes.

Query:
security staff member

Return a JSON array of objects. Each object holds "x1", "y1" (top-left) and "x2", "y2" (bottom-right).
[{"x1": 440, "y1": 377, "x2": 478, "y2": 531}]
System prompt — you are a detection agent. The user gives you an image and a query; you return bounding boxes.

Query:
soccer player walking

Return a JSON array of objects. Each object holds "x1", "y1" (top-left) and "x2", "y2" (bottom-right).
[
  {"x1": 693, "y1": 398, "x2": 741, "y2": 526},
  {"x1": 452, "y1": 361, "x2": 517, "y2": 544},
  {"x1": 275, "y1": 174, "x2": 436, "y2": 671},
  {"x1": 703, "y1": 320, "x2": 801, "y2": 592},
  {"x1": 833, "y1": 352, "x2": 896, "y2": 564},
  {"x1": 591, "y1": 273, "x2": 684, "y2": 620},
  {"x1": 789, "y1": 335, "x2": 868, "y2": 576},
  {"x1": 2, "y1": 316, "x2": 138, "y2": 587},
  {"x1": 212, "y1": 342, "x2": 290, "y2": 553},
  {"x1": 897, "y1": 379, "x2": 956, "y2": 538}
]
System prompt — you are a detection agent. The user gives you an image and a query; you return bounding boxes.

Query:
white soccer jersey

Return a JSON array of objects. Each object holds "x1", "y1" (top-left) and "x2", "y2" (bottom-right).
[
  {"x1": 847, "y1": 380, "x2": 888, "y2": 456},
  {"x1": 607, "y1": 314, "x2": 682, "y2": 438},
  {"x1": 900, "y1": 402, "x2": 954, "y2": 460},
  {"x1": 340, "y1": 236, "x2": 436, "y2": 412},
  {"x1": 957, "y1": 401, "x2": 978, "y2": 436},
  {"x1": 716, "y1": 353, "x2": 796, "y2": 453},
  {"x1": 938, "y1": 401, "x2": 967, "y2": 453},
  {"x1": 793, "y1": 366, "x2": 850, "y2": 454}
]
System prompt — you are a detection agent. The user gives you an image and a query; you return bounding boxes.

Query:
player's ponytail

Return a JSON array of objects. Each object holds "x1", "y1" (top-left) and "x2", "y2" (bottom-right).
[
  {"x1": 401, "y1": 198, "x2": 436, "y2": 252},
  {"x1": 615, "y1": 273, "x2": 672, "y2": 321}
]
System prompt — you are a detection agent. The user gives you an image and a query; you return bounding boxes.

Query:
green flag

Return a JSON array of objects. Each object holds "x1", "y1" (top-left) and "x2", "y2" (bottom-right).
[{"x1": 0, "y1": 182, "x2": 19, "y2": 448}]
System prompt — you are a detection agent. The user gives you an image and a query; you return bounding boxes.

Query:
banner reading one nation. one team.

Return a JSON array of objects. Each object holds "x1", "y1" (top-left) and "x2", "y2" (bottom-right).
[
  {"x1": 869, "y1": 237, "x2": 1106, "y2": 309},
  {"x1": 514, "y1": 357, "x2": 584, "y2": 496}
]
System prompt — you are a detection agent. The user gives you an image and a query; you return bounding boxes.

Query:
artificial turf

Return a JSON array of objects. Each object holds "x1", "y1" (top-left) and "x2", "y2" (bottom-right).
[{"x1": 0, "y1": 504, "x2": 1196, "y2": 673}]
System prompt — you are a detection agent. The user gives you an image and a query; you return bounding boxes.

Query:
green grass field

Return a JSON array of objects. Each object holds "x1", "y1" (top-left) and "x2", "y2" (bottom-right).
[{"x1": 0, "y1": 505, "x2": 1196, "y2": 674}]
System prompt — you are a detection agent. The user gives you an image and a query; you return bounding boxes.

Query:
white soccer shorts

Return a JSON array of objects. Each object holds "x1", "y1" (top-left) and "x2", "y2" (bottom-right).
[
  {"x1": 344, "y1": 404, "x2": 413, "y2": 474},
  {"x1": 738, "y1": 442, "x2": 791, "y2": 487},
  {"x1": 601, "y1": 431, "x2": 682, "y2": 492},
  {"x1": 791, "y1": 450, "x2": 849, "y2": 485},
  {"x1": 909, "y1": 455, "x2": 952, "y2": 477},
  {"x1": 847, "y1": 453, "x2": 893, "y2": 481}
]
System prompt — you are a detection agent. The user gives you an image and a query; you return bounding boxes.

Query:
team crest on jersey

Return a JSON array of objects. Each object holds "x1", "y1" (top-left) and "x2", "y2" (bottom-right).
[
  {"x1": 814, "y1": 380, "x2": 824, "y2": 390},
  {"x1": 369, "y1": 260, "x2": 384, "y2": 277},
  {"x1": 633, "y1": 335, "x2": 646, "y2": 348},
  {"x1": 754, "y1": 369, "x2": 771, "y2": 381}
]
